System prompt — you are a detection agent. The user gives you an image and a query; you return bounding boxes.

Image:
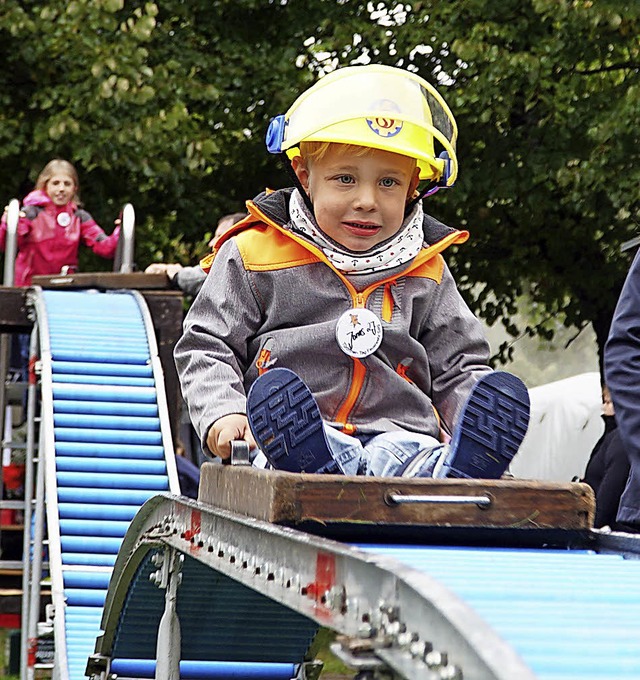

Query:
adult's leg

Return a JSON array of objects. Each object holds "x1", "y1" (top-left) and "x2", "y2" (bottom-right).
[{"x1": 583, "y1": 428, "x2": 630, "y2": 528}]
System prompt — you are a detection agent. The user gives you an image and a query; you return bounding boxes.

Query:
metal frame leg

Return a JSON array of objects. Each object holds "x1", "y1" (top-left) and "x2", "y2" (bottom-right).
[
  {"x1": 20, "y1": 328, "x2": 39, "y2": 679},
  {"x1": 152, "y1": 547, "x2": 183, "y2": 680}
]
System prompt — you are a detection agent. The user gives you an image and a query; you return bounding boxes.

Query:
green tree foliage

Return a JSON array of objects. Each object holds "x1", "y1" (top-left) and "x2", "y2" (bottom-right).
[
  {"x1": 0, "y1": 0, "x2": 637, "y2": 366},
  {"x1": 395, "y1": 0, "x2": 640, "y2": 367}
]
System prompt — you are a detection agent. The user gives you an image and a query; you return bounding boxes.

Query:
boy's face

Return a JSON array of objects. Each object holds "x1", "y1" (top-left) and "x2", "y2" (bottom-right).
[
  {"x1": 46, "y1": 173, "x2": 76, "y2": 206},
  {"x1": 292, "y1": 144, "x2": 420, "y2": 252}
]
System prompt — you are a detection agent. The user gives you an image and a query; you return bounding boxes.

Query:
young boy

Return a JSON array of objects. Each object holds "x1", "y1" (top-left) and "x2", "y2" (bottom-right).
[{"x1": 174, "y1": 64, "x2": 530, "y2": 479}]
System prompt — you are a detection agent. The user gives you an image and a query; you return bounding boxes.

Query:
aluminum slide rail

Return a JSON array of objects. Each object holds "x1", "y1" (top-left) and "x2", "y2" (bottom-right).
[
  {"x1": 22, "y1": 288, "x2": 180, "y2": 680},
  {"x1": 87, "y1": 493, "x2": 640, "y2": 680}
]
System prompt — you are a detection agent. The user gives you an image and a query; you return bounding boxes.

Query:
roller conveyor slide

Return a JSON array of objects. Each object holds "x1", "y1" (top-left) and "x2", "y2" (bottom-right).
[
  {"x1": 88, "y1": 491, "x2": 640, "y2": 680},
  {"x1": 22, "y1": 289, "x2": 181, "y2": 680},
  {"x1": 20, "y1": 288, "x2": 640, "y2": 679}
]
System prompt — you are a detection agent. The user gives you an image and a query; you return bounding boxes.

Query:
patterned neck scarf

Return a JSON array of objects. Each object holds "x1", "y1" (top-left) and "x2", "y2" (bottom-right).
[{"x1": 288, "y1": 190, "x2": 424, "y2": 275}]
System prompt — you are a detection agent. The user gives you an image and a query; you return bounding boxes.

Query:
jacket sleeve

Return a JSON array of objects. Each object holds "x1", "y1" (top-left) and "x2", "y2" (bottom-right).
[
  {"x1": 605, "y1": 250, "x2": 640, "y2": 469},
  {"x1": 77, "y1": 209, "x2": 120, "y2": 258},
  {"x1": 173, "y1": 240, "x2": 262, "y2": 453},
  {"x1": 175, "y1": 266, "x2": 207, "y2": 298},
  {"x1": 420, "y1": 261, "x2": 493, "y2": 434},
  {"x1": 1, "y1": 208, "x2": 33, "y2": 251}
]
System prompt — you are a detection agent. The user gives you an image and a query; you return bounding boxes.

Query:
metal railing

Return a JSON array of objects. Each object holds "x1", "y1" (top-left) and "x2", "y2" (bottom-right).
[{"x1": 113, "y1": 203, "x2": 135, "y2": 274}]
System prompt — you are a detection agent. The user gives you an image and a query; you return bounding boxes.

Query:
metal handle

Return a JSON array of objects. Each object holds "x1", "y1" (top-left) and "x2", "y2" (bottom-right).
[
  {"x1": 115, "y1": 203, "x2": 136, "y2": 273},
  {"x1": 3, "y1": 198, "x2": 20, "y2": 286},
  {"x1": 385, "y1": 491, "x2": 492, "y2": 508},
  {"x1": 222, "y1": 441, "x2": 251, "y2": 466}
]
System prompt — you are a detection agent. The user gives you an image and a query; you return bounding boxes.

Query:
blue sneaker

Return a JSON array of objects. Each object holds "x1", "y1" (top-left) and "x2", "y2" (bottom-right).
[
  {"x1": 440, "y1": 371, "x2": 530, "y2": 480},
  {"x1": 246, "y1": 368, "x2": 344, "y2": 474}
]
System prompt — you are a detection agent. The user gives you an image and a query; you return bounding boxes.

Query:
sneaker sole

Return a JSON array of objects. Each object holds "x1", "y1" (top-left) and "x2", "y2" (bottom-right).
[
  {"x1": 446, "y1": 372, "x2": 530, "y2": 479},
  {"x1": 246, "y1": 368, "x2": 342, "y2": 474}
]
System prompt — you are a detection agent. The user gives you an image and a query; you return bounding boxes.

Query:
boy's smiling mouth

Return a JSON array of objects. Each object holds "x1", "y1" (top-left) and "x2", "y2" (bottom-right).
[{"x1": 343, "y1": 221, "x2": 381, "y2": 234}]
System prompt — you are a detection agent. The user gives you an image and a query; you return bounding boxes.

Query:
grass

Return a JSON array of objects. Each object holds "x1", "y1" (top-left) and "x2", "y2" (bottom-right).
[
  {"x1": 0, "y1": 626, "x2": 20, "y2": 679},
  {"x1": 307, "y1": 628, "x2": 352, "y2": 677}
]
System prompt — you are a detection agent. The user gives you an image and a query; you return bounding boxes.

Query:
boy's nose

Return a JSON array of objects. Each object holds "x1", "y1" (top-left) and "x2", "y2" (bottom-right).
[{"x1": 353, "y1": 184, "x2": 377, "y2": 210}]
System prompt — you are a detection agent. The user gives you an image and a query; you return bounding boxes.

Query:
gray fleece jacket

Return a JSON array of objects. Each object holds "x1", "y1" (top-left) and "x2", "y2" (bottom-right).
[{"x1": 174, "y1": 188, "x2": 492, "y2": 454}]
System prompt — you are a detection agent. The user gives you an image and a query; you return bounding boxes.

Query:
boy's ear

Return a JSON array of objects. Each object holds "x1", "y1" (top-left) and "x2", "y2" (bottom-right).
[
  {"x1": 291, "y1": 156, "x2": 310, "y2": 192},
  {"x1": 407, "y1": 166, "x2": 421, "y2": 200}
]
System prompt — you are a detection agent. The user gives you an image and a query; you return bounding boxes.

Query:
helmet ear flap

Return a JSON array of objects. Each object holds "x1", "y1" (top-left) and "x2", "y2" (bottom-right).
[
  {"x1": 438, "y1": 150, "x2": 453, "y2": 187},
  {"x1": 266, "y1": 115, "x2": 287, "y2": 154}
]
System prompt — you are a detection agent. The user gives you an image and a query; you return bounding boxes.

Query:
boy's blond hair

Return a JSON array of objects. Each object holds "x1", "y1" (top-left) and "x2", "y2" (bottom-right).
[
  {"x1": 35, "y1": 159, "x2": 81, "y2": 204},
  {"x1": 299, "y1": 140, "x2": 417, "y2": 171}
]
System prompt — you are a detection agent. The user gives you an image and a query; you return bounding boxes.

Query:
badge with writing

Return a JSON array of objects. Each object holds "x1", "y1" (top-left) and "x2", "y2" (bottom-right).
[
  {"x1": 335, "y1": 308, "x2": 383, "y2": 358},
  {"x1": 57, "y1": 212, "x2": 71, "y2": 227}
]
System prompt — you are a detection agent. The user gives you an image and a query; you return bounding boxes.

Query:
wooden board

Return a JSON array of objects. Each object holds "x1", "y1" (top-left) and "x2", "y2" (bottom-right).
[
  {"x1": 199, "y1": 464, "x2": 595, "y2": 530},
  {"x1": 0, "y1": 288, "x2": 31, "y2": 333},
  {"x1": 32, "y1": 271, "x2": 171, "y2": 290}
]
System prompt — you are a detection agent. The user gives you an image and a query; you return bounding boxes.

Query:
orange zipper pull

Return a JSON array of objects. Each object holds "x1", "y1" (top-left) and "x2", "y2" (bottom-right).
[
  {"x1": 255, "y1": 337, "x2": 276, "y2": 375},
  {"x1": 382, "y1": 281, "x2": 395, "y2": 322},
  {"x1": 396, "y1": 357, "x2": 414, "y2": 383}
]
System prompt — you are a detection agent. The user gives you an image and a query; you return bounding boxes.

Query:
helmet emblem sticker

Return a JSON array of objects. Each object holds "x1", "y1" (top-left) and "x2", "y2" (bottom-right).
[
  {"x1": 366, "y1": 98, "x2": 403, "y2": 138},
  {"x1": 366, "y1": 117, "x2": 403, "y2": 138}
]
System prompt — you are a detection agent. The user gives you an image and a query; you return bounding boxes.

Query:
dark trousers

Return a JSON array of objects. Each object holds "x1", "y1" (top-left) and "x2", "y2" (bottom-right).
[{"x1": 583, "y1": 427, "x2": 630, "y2": 528}]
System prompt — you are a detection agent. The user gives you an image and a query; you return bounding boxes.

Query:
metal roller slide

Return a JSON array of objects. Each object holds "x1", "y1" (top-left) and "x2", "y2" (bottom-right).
[
  {"x1": 22, "y1": 289, "x2": 180, "y2": 680},
  {"x1": 88, "y1": 494, "x2": 640, "y2": 680}
]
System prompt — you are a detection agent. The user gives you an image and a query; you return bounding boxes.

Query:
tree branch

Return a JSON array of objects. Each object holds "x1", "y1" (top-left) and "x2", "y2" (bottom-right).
[{"x1": 575, "y1": 62, "x2": 638, "y2": 75}]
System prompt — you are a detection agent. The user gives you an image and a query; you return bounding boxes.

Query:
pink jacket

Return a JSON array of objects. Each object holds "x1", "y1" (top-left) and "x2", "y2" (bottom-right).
[{"x1": 0, "y1": 190, "x2": 120, "y2": 286}]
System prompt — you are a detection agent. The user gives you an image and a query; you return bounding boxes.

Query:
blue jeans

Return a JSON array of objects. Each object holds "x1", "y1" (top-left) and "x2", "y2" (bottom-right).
[
  {"x1": 251, "y1": 425, "x2": 445, "y2": 477},
  {"x1": 322, "y1": 427, "x2": 445, "y2": 477}
]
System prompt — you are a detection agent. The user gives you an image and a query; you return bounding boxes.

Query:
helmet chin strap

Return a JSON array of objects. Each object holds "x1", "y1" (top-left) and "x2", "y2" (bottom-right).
[
  {"x1": 405, "y1": 150, "x2": 454, "y2": 216},
  {"x1": 283, "y1": 154, "x2": 316, "y2": 214},
  {"x1": 404, "y1": 180, "x2": 440, "y2": 216}
]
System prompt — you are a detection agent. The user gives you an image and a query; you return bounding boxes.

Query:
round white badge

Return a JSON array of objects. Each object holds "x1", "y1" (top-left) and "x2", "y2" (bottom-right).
[
  {"x1": 57, "y1": 212, "x2": 71, "y2": 227},
  {"x1": 335, "y1": 307, "x2": 383, "y2": 358}
]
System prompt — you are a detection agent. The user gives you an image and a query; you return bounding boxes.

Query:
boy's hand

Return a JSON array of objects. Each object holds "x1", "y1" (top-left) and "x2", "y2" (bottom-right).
[{"x1": 207, "y1": 414, "x2": 256, "y2": 460}]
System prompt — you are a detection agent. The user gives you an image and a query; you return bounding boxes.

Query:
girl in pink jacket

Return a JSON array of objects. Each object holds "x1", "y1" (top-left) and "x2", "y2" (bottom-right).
[{"x1": 0, "y1": 159, "x2": 120, "y2": 286}]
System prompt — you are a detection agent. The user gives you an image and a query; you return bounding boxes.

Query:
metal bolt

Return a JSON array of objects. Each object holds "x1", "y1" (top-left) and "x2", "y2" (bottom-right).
[
  {"x1": 397, "y1": 630, "x2": 417, "y2": 647},
  {"x1": 357, "y1": 622, "x2": 375, "y2": 639},
  {"x1": 426, "y1": 650, "x2": 448, "y2": 669},
  {"x1": 386, "y1": 620, "x2": 405, "y2": 637},
  {"x1": 439, "y1": 665, "x2": 463, "y2": 680}
]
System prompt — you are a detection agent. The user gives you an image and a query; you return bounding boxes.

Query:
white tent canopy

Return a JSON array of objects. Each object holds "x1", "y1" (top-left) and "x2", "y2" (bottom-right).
[{"x1": 510, "y1": 372, "x2": 604, "y2": 482}]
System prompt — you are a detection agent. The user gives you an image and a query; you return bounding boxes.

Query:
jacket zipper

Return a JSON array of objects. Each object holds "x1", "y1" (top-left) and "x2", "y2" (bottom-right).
[
  {"x1": 241, "y1": 203, "x2": 468, "y2": 434},
  {"x1": 382, "y1": 281, "x2": 395, "y2": 322}
]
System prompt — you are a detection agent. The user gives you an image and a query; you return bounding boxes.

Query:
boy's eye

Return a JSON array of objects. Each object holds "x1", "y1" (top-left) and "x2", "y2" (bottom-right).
[
  {"x1": 380, "y1": 177, "x2": 399, "y2": 188},
  {"x1": 336, "y1": 175, "x2": 355, "y2": 184}
]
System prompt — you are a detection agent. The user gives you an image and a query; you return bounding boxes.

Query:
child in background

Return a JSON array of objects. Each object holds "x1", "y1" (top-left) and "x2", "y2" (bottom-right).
[
  {"x1": 175, "y1": 65, "x2": 530, "y2": 479},
  {"x1": 145, "y1": 212, "x2": 247, "y2": 297},
  {"x1": 1, "y1": 159, "x2": 120, "y2": 380},
  {"x1": 0, "y1": 158, "x2": 120, "y2": 286}
]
